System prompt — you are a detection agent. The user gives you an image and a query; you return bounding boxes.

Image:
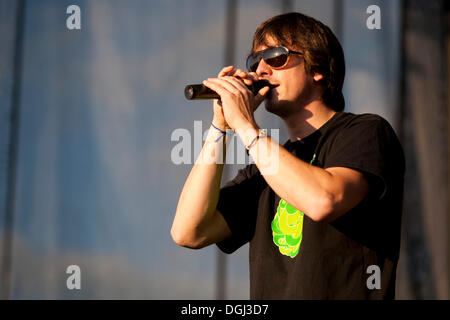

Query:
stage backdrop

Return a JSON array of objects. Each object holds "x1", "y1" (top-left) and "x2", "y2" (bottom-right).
[{"x1": 1, "y1": 0, "x2": 447, "y2": 299}]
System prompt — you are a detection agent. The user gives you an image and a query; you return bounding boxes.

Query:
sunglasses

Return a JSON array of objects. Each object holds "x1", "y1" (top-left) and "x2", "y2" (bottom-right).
[{"x1": 246, "y1": 46, "x2": 303, "y2": 72}]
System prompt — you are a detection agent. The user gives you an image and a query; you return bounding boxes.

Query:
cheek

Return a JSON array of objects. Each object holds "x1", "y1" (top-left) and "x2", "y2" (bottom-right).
[{"x1": 284, "y1": 77, "x2": 307, "y2": 99}]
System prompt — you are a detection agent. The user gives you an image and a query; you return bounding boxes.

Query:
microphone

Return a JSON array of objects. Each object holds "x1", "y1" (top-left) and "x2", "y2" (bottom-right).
[{"x1": 184, "y1": 79, "x2": 274, "y2": 100}]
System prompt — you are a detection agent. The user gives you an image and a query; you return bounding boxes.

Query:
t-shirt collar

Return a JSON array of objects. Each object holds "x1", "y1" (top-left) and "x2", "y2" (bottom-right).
[{"x1": 283, "y1": 111, "x2": 341, "y2": 151}]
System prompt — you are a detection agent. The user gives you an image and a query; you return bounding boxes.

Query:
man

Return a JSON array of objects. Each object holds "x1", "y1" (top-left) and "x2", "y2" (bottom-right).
[{"x1": 171, "y1": 12, "x2": 405, "y2": 299}]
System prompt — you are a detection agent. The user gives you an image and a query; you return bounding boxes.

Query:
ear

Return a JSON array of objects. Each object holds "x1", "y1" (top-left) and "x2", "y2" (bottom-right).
[{"x1": 313, "y1": 73, "x2": 324, "y2": 82}]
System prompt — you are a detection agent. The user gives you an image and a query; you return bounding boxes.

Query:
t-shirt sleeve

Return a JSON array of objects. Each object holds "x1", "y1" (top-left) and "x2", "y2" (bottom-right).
[
  {"x1": 323, "y1": 114, "x2": 404, "y2": 201},
  {"x1": 216, "y1": 164, "x2": 262, "y2": 254}
]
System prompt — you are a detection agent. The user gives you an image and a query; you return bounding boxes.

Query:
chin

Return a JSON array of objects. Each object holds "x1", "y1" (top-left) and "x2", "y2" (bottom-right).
[
  {"x1": 264, "y1": 90, "x2": 281, "y2": 112},
  {"x1": 264, "y1": 99, "x2": 279, "y2": 113},
  {"x1": 264, "y1": 98, "x2": 290, "y2": 117},
  {"x1": 264, "y1": 91, "x2": 301, "y2": 118}
]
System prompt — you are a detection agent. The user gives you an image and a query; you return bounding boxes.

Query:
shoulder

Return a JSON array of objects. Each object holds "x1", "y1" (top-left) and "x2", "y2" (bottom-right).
[
  {"x1": 324, "y1": 112, "x2": 405, "y2": 170},
  {"x1": 331, "y1": 112, "x2": 399, "y2": 141},
  {"x1": 336, "y1": 112, "x2": 392, "y2": 129}
]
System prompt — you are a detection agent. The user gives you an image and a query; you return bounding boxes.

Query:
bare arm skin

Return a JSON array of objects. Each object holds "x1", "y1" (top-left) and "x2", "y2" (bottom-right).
[
  {"x1": 170, "y1": 123, "x2": 232, "y2": 249},
  {"x1": 238, "y1": 128, "x2": 369, "y2": 223},
  {"x1": 171, "y1": 66, "x2": 257, "y2": 249}
]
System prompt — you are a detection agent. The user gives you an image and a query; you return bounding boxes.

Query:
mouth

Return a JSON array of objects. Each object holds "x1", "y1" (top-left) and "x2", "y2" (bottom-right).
[
  {"x1": 265, "y1": 79, "x2": 278, "y2": 87},
  {"x1": 253, "y1": 80, "x2": 278, "y2": 94},
  {"x1": 261, "y1": 81, "x2": 278, "y2": 90}
]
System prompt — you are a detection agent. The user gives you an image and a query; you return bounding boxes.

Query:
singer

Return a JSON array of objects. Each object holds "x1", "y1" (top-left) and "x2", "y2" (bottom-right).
[{"x1": 171, "y1": 12, "x2": 405, "y2": 299}]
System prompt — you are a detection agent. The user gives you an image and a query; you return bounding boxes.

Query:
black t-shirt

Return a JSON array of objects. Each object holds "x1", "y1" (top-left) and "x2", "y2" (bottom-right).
[{"x1": 216, "y1": 111, "x2": 405, "y2": 299}]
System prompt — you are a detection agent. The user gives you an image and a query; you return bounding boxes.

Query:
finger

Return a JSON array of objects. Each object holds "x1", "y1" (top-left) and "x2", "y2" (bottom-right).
[
  {"x1": 218, "y1": 68, "x2": 252, "y2": 86},
  {"x1": 218, "y1": 65, "x2": 234, "y2": 77},
  {"x1": 203, "y1": 79, "x2": 237, "y2": 99},
  {"x1": 254, "y1": 86, "x2": 270, "y2": 106},
  {"x1": 229, "y1": 68, "x2": 255, "y2": 86},
  {"x1": 218, "y1": 77, "x2": 251, "y2": 105},
  {"x1": 235, "y1": 71, "x2": 253, "y2": 86},
  {"x1": 231, "y1": 68, "x2": 248, "y2": 79},
  {"x1": 236, "y1": 70, "x2": 259, "y2": 82},
  {"x1": 224, "y1": 76, "x2": 268, "y2": 104},
  {"x1": 222, "y1": 76, "x2": 263, "y2": 108},
  {"x1": 205, "y1": 77, "x2": 244, "y2": 96},
  {"x1": 221, "y1": 76, "x2": 251, "y2": 96},
  {"x1": 248, "y1": 72, "x2": 260, "y2": 82}
]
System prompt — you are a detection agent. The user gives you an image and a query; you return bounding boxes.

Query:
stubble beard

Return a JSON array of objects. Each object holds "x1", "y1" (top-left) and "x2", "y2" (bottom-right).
[
  {"x1": 264, "y1": 82, "x2": 317, "y2": 119},
  {"x1": 264, "y1": 89, "x2": 303, "y2": 119}
]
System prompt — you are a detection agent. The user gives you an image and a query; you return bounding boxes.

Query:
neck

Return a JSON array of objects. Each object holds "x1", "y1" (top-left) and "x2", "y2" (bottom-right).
[{"x1": 282, "y1": 100, "x2": 337, "y2": 142}]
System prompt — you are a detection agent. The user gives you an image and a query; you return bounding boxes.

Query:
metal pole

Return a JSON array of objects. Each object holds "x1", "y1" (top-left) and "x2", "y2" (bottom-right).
[
  {"x1": 334, "y1": 0, "x2": 343, "y2": 42},
  {"x1": 216, "y1": 0, "x2": 237, "y2": 300},
  {"x1": 446, "y1": 0, "x2": 450, "y2": 301},
  {"x1": 1, "y1": 0, "x2": 26, "y2": 300}
]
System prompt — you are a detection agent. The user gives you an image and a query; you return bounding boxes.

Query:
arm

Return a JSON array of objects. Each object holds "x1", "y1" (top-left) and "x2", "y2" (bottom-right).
[
  {"x1": 171, "y1": 66, "x2": 251, "y2": 249},
  {"x1": 238, "y1": 127, "x2": 369, "y2": 222},
  {"x1": 170, "y1": 123, "x2": 232, "y2": 249}
]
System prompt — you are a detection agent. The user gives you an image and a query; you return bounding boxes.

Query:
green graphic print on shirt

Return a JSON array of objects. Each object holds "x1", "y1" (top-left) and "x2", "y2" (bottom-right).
[
  {"x1": 271, "y1": 153, "x2": 315, "y2": 258},
  {"x1": 271, "y1": 199, "x2": 304, "y2": 258}
]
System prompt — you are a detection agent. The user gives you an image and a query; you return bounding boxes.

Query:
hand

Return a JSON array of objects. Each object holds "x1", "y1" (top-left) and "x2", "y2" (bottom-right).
[
  {"x1": 205, "y1": 66, "x2": 270, "y2": 131},
  {"x1": 211, "y1": 66, "x2": 234, "y2": 131}
]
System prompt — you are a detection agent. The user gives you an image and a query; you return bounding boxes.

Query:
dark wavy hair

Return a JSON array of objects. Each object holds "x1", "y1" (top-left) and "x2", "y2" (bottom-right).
[{"x1": 252, "y1": 12, "x2": 345, "y2": 111}]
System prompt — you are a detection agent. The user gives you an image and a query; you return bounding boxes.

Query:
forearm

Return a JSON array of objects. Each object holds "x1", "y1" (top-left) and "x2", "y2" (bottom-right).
[
  {"x1": 171, "y1": 124, "x2": 229, "y2": 243},
  {"x1": 237, "y1": 126, "x2": 335, "y2": 221}
]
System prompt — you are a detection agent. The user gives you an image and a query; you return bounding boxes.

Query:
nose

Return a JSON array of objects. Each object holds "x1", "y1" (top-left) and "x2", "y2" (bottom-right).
[{"x1": 255, "y1": 59, "x2": 272, "y2": 77}]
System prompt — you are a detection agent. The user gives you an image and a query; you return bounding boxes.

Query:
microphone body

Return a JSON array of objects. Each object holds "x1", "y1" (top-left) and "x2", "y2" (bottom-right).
[{"x1": 184, "y1": 80, "x2": 274, "y2": 100}]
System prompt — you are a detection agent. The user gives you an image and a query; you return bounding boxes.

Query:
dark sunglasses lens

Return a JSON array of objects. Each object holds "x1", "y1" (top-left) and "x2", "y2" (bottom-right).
[
  {"x1": 246, "y1": 47, "x2": 289, "y2": 71},
  {"x1": 264, "y1": 47, "x2": 289, "y2": 68},
  {"x1": 247, "y1": 55, "x2": 260, "y2": 72},
  {"x1": 265, "y1": 54, "x2": 288, "y2": 68}
]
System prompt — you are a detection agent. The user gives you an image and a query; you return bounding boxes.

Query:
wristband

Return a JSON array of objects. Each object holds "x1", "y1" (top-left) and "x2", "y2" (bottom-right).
[
  {"x1": 211, "y1": 123, "x2": 230, "y2": 142},
  {"x1": 246, "y1": 129, "x2": 268, "y2": 155}
]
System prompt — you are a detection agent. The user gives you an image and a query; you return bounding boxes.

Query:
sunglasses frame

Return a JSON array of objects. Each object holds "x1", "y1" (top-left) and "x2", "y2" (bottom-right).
[{"x1": 246, "y1": 46, "x2": 303, "y2": 72}]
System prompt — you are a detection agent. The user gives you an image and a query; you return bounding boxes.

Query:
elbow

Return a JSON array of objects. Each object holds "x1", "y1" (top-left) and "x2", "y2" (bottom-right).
[
  {"x1": 309, "y1": 192, "x2": 336, "y2": 223},
  {"x1": 170, "y1": 227, "x2": 186, "y2": 247},
  {"x1": 170, "y1": 225, "x2": 204, "y2": 249}
]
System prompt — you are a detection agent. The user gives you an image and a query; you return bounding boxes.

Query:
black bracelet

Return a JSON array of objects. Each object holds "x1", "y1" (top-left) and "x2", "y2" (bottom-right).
[{"x1": 245, "y1": 129, "x2": 268, "y2": 155}]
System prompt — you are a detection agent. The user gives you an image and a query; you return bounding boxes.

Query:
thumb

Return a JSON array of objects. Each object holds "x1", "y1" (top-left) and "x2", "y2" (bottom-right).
[{"x1": 254, "y1": 86, "x2": 270, "y2": 106}]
